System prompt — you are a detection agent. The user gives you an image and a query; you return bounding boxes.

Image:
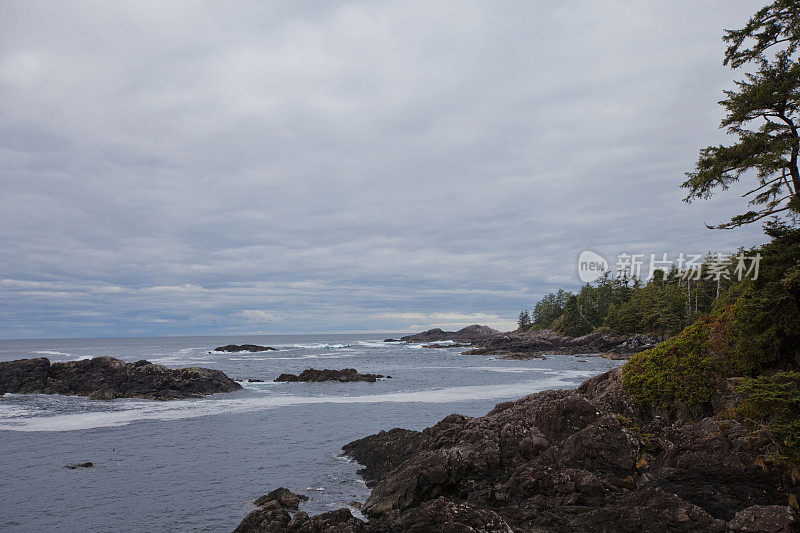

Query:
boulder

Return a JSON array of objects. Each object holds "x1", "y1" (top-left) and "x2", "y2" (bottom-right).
[{"x1": 254, "y1": 488, "x2": 308, "y2": 510}]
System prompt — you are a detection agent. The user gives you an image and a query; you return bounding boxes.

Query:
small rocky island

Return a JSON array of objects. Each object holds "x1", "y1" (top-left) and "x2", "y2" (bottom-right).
[
  {"x1": 0, "y1": 356, "x2": 241, "y2": 400},
  {"x1": 275, "y1": 368, "x2": 384, "y2": 383},
  {"x1": 213, "y1": 344, "x2": 277, "y2": 353}
]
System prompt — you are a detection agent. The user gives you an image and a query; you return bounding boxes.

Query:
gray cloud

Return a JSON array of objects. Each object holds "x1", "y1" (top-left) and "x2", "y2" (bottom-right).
[{"x1": 0, "y1": 0, "x2": 768, "y2": 338}]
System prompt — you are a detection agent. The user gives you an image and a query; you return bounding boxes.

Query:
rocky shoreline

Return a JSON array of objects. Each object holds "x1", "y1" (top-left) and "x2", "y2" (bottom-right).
[
  {"x1": 235, "y1": 368, "x2": 799, "y2": 532},
  {"x1": 0, "y1": 356, "x2": 242, "y2": 400},
  {"x1": 398, "y1": 324, "x2": 660, "y2": 360}
]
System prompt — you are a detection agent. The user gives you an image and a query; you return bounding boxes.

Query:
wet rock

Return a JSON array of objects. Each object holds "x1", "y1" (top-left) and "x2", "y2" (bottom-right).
[
  {"x1": 254, "y1": 488, "x2": 308, "y2": 510},
  {"x1": 234, "y1": 506, "x2": 373, "y2": 533},
  {"x1": 0, "y1": 356, "x2": 242, "y2": 400},
  {"x1": 275, "y1": 369, "x2": 383, "y2": 383},
  {"x1": 214, "y1": 344, "x2": 276, "y2": 353},
  {"x1": 248, "y1": 379, "x2": 265, "y2": 383}
]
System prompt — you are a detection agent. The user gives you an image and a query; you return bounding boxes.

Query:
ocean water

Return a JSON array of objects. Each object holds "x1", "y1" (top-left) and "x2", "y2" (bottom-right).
[{"x1": 0, "y1": 334, "x2": 623, "y2": 532}]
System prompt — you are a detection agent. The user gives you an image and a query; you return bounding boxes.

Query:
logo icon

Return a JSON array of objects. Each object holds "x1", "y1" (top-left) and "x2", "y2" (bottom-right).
[{"x1": 578, "y1": 250, "x2": 608, "y2": 283}]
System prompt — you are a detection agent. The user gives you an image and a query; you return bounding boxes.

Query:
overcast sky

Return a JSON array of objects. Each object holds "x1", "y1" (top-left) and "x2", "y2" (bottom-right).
[{"x1": 0, "y1": 1, "x2": 771, "y2": 338}]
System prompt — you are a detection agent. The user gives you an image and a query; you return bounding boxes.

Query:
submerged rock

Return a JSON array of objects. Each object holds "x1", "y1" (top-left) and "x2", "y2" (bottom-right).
[
  {"x1": 213, "y1": 344, "x2": 276, "y2": 353},
  {"x1": 275, "y1": 368, "x2": 383, "y2": 383},
  {"x1": 0, "y1": 356, "x2": 242, "y2": 400},
  {"x1": 65, "y1": 462, "x2": 94, "y2": 469}
]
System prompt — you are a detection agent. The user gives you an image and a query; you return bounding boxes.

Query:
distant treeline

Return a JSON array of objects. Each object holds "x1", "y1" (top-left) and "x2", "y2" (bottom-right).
[{"x1": 517, "y1": 253, "x2": 745, "y2": 338}]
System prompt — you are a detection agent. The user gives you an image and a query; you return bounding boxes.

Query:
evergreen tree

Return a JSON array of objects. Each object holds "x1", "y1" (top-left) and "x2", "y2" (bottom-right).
[
  {"x1": 683, "y1": 1, "x2": 800, "y2": 228},
  {"x1": 517, "y1": 310, "x2": 531, "y2": 330}
]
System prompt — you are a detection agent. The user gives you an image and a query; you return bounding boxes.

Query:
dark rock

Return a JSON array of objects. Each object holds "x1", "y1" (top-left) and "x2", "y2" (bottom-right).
[
  {"x1": 342, "y1": 428, "x2": 434, "y2": 485},
  {"x1": 254, "y1": 488, "x2": 308, "y2": 510},
  {"x1": 248, "y1": 379, "x2": 265, "y2": 383},
  {"x1": 0, "y1": 357, "x2": 50, "y2": 394},
  {"x1": 728, "y1": 505, "x2": 799, "y2": 532},
  {"x1": 400, "y1": 324, "x2": 499, "y2": 343},
  {"x1": 383, "y1": 339, "x2": 400, "y2": 343},
  {"x1": 275, "y1": 368, "x2": 383, "y2": 383},
  {"x1": 331, "y1": 368, "x2": 796, "y2": 531},
  {"x1": 0, "y1": 356, "x2": 242, "y2": 400},
  {"x1": 214, "y1": 344, "x2": 276, "y2": 353},
  {"x1": 234, "y1": 506, "x2": 373, "y2": 533},
  {"x1": 460, "y1": 329, "x2": 661, "y2": 359},
  {"x1": 65, "y1": 462, "x2": 94, "y2": 469}
]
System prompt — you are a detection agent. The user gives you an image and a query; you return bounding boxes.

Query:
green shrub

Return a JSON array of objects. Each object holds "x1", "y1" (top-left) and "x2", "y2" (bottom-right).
[
  {"x1": 735, "y1": 371, "x2": 800, "y2": 463},
  {"x1": 621, "y1": 315, "x2": 734, "y2": 411}
]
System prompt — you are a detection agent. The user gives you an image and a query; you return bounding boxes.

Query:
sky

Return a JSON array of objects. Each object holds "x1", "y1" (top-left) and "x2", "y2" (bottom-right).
[{"x1": 0, "y1": 1, "x2": 773, "y2": 338}]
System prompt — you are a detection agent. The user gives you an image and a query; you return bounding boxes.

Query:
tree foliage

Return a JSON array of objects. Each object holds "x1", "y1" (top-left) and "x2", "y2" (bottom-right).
[{"x1": 683, "y1": 0, "x2": 800, "y2": 229}]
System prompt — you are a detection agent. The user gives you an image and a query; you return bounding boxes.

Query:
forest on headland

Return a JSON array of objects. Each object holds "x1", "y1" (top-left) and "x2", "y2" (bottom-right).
[{"x1": 515, "y1": 0, "x2": 800, "y2": 464}]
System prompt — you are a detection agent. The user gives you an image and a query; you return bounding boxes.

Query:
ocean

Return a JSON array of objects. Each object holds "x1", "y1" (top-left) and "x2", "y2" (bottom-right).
[{"x1": 0, "y1": 334, "x2": 623, "y2": 532}]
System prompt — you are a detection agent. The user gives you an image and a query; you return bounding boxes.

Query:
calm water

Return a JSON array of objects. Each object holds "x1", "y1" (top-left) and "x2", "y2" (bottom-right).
[{"x1": 0, "y1": 334, "x2": 623, "y2": 532}]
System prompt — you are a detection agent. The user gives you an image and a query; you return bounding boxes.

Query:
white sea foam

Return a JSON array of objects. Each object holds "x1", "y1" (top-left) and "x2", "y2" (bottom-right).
[
  {"x1": 35, "y1": 350, "x2": 71, "y2": 356},
  {"x1": 0, "y1": 375, "x2": 579, "y2": 432},
  {"x1": 292, "y1": 343, "x2": 351, "y2": 349}
]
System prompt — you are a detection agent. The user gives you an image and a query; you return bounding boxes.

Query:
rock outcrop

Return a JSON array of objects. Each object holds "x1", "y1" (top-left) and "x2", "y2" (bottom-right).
[
  {"x1": 275, "y1": 368, "x2": 384, "y2": 383},
  {"x1": 236, "y1": 367, "x2": 799, "y2": 532},
  {"x1": 253, "y1": 488, "x2": 309, "y2": 510},
  {"x1": 0, "y1": 356, "x2": 242, "y2": 400},
  {"x1": 214, "y1": 344, "x2": 276, "y2": 353},
  {"x1": 400, "y1": 324, "x2": 500, "y2": 343},
  {"x1": 275, "y1": 368, "x2": 383, "y2": 383},
  {"x1": 337, "y1": 368, "x2": 798, "y2": 531},
  {"x1": 398, "y1": 325, "x2": 660, "y2": 359}
]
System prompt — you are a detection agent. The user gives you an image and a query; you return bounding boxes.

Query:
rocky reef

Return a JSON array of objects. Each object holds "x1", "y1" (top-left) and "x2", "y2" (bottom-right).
[
  {"x1": 274, "y1": 368, "x2": 384, "y2": 383},
  {"x1": 397, "y1": 324, "x2": 659, "y2": 359},
  {"x1": 463, "y1": 330, "x2": 660, "y2": 359},
  {"x1": 214, "y1": 344, "x2": 276, "y2": 352},
  {"x1": 0, "y1": 356, "x2": 242, "y2": 400},
  {"x1": 236, "y1": 368, "x2": 799, "y2": 532}
]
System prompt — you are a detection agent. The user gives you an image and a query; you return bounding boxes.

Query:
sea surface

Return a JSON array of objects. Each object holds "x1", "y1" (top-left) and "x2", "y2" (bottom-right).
[{"x1": 0, "y1": 334, "x2": 623, "y2": 532}]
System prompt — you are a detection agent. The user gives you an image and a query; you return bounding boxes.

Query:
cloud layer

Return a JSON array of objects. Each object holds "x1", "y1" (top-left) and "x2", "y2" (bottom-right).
[{"x1": 0, "y1": 1, "x2": 768, "y2": 338}]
